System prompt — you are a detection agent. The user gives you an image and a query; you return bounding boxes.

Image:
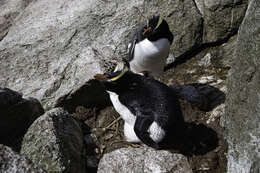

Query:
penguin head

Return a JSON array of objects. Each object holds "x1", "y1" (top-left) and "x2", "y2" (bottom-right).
[
  {"x1": 94, "y1": 68, "x2": 143, "y2": 94},
  {"x1": 143, "y1": 15, "x2": 173, "y2": 43}
]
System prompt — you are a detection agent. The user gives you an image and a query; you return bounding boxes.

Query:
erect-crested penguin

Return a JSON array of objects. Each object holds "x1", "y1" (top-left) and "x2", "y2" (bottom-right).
[
  {"x1": 127, "y1": 15, "x2": 173, "y2": 77},
  {"x1": 94, "y1": 69, "x2": 184, "y2": 149}
]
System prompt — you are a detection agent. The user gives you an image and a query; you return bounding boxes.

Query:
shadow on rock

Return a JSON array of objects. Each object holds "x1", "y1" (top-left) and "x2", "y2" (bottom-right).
[
  {"x1": 0, "y1": 88, "x2": 44, "y2": 152},
  {"x1": 170, "y1": 83, "x2": 226, "y2": 112},
  {"x1": 55, "y1": 80, "x2": 110, "y2": 113},
  {"x1": 161, "y1": 122, "x2": 219, "y2": 156},
  {"x1": 82, "y1": 124, "x2": 99, "y2": 173}
]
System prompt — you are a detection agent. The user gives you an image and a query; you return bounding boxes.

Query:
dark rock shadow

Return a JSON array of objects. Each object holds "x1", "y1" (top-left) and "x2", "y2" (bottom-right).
[
  {"x1": 0, "y1": 88, "x2": 44, "y2": 152},
  {"x1": 55, "y1": 80, "x2": 110, "y2": 113},
  {"x1": 160, "y1": 122, "x2": 219, "y2": 156},
  {"x1": 170, "y1": 83, "x2": 226, "y2": 112},
  {"x1": 81, "y1": 123, "x2": 99, "y2": 173}
]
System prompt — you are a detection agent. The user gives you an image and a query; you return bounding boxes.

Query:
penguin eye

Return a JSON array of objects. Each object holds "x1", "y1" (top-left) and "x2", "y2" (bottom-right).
[
  {"x1": 129, "y1": 82, "x2": 138, "y2": 90},
  {"x1": 132, "y1": 82, "x2": 137, "y2": 86}
]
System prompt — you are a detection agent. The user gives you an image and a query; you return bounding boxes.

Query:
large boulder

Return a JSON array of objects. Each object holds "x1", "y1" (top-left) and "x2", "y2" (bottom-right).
[
  {"x1": 0, "y1": 144, "x2": 46, "y2": 173},
  {"x1": 0, "y1": 0, "x2": 31, "y2": 41},
  {"x1": 98, "y1": 147, "x2": 193, "y2": 173},
  {"x1": 0, "y1": 0, "x2": 246, "y2": 110},
  {"x1": 195, "y1": 0, "x2": 248, "y2": 43},
  {"x1": 222, "y1": 0, "x2": 260, "y2": 172},
  {"x1": 21, "y1": 108, "x2": 87, "y2": 173},
  {"x1": 0, "y1": 88, "x2": 44, "y2": 151}
]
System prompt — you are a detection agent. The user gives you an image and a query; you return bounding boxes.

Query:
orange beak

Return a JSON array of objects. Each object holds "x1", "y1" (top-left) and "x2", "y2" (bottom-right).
[
  {"x1": 94, "y1": 74, "x2": 107, "y2": 81},
  {"x1": 143, "y1": 27, "x2": 152, "y2": 37}
]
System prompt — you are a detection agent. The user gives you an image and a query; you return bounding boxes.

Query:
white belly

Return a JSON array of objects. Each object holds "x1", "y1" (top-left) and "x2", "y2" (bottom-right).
[
  {"x1": 107, "y1": 91, "x2": 136, "y2": 125},
  {"x1": 107, "y1": 91, "x2": 166, "y2": 144},
  {"x1": 130, "y1": 38, "x2": 170, "y2": 77}
]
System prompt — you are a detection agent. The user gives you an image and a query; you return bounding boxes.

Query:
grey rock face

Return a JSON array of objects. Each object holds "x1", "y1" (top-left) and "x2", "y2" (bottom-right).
[
  {"x1": 210, "y1": 35, "x2": 237, "y2": 68},
  {"x1": 201, "y1": 0, "x2": 248, "y2": 43},
  {"x1": 222, "y1": 0, "x2": 260, "y2": 172},
  {"x1": 149, "y1": 0, "x2": 203, "y2": 59},
  {"x1": 0, "y1": 0, "x2": 248, "y2": 111},
  {"x1": 0, "y1": 88, "x2": 44, "y2": 151},
  {"x1": 0, "y1": 0, "x2": 31, "y2": 41},
  {"x1": 98, "y1": 147, "x2": 192, "y2": 173},
  {"x1": 21, "y1": 108, "x2": 87, "y2": 173},
  {"x1": 0, "y1": 0, "x2": 202, "y2": 109},
  {"x1": 0, "y1": 144, "x2": 46, "y2": 173}
]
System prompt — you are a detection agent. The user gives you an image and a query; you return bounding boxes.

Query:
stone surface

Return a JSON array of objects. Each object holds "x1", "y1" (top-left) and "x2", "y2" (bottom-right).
[
  {"x1": 170, "y1": 83, "x2": 225, "y2": 112},
  {"x1": 0, "y1": 87, "x2": 22, "y2": 110},
  {"x1": 55, "y1": 79, "x2": 109, "y2": 113},
  {"x1": 145, "y1": 0, "x2": 203, "y2": 59},
  {"x1": 202, "y1": 0, "x2": 248, "y2": 43},
  {"x1": 21, "y1": 108, "x2": 87, "y2": 173},
  {"x1": 222, "y1": 0, "x2": 260, "y2": 172},
  {"x1": 0, "y1": 0, "x2": 31, "y2": 41},
  {"x1": 98, "y1": 147, "x2": 193, "y2": 173},
  {"x1": 0, "y1": 88, "x2": 44, "y2": 152},
  {"x1": 0, "y1": 0, "x2": 202, "y2": 109},
  {"x1": 0, "y1": 144, "x2": 46, "y2": 173},
  {"x1": 0, "y1": 0, "x2": 247, "y2": 110},
  {"x1": 210, "y1": 35, "x2": 237, "y2": 68}
]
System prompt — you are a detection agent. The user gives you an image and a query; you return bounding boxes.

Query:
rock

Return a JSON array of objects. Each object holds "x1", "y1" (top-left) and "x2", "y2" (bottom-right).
[
  {"x1": 55, "y1": 79, "x2": 109, "y2": 113},
  {"x1": 222, "y1": 0, "x2": 260, "y2": 172},
  {"x1": 194, "y1": 0, "x2": 204, "y2": 16},
  {"x1": 170, "y1": 83, "x2": 225, "y2": 112},
  {"x1": 201, "y1": 0, "x2": 248, "y2": 43},
  {"x1": 147, "y1": 0, "x2": 202, "y2": 59},
  {"x1": 0, "y1": 0, "x2": 31, "y2": 41},
  {"x1": 0, "y1": 144, "x2": 46, "y2": 173},
  {"x1": 210, "y1": 35, "x2": 237, "y2": 68},
  {"x1": 0, "y1": 0, "x2": 203, "y2": 109},
  {"x1": 0, "y1": 88, "x2": 44, "y2": 152},
  {"x1": 0, "y1": 0, "x2": 247, "y2": 110},
  {"x1": 198, "y1": 53, "x2": 212, "y2": 67},
  {"x1": 98, "y1": 147, "x2": 192, "y2": 173},
  {"x1": 21, "y1": 108, "x2": 87, "y2": 173},
  {"x1": 0, "y1": 88, "x2": 22, "y2": 110}
]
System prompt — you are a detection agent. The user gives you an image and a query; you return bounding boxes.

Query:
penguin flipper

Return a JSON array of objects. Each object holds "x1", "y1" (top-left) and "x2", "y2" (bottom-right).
[
  {"x1": 127, "y1": 37, "x2": 136, "y2": 62},
  {"x1": 127, "y1": 26, "x2": 146, "y2": 62},
  {"x1": 134, "y1": 116, "x2": 160, "y2": 149}
]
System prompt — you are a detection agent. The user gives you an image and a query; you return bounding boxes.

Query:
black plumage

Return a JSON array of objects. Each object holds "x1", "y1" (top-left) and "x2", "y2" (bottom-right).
[
  {"x1": 101, "y1": 71, "x2": 184, "y2": 149},
  {"x1": 128, "y1": 15, "x2": 173, "y2": 62}
]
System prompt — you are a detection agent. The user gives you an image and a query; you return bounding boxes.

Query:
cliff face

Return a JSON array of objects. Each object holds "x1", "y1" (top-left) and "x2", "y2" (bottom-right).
[
  {"x1": 0, "y1": 0, "x2": 247, "y2": 109},
  {"x1": 1, "y1": 0, "x2": 260, "y2": 173},
  {"x1": 222, "y1": 0, "x2": 260, "y2": 172}
]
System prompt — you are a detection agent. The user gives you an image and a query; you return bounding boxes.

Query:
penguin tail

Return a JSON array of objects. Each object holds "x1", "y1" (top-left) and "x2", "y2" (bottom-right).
[{"x1": 170, "y1": 83, "x2": 225, "y2": 111}]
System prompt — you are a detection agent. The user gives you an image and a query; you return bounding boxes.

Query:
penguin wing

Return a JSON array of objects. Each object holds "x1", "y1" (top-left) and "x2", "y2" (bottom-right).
[
  {"x1": 127, "y1": 26, "x2": 146, "y2": 62},
  {"x1": 134, "y1": 116, "x2": 160, "y2": 149},
  {"x1": 119, "y1": 96, "x2": 160, "y2": 149},
  {"x1": 127, "y1": 37, "x2": 136, "y2": 62}
]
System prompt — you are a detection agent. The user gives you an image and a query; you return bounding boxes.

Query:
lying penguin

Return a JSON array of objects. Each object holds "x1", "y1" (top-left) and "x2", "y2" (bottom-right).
[
  {"x1": 127, "y1": 15, "x2": 173, "y2": 77},
  {"x1": 94, "y1": 69, "x2": 184, "y2": 149}
]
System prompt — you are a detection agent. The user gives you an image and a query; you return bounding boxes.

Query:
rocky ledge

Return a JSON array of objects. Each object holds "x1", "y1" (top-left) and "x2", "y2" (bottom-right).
[{"x1": 1, "y1": 0, "x2": 260, "y2": 173}]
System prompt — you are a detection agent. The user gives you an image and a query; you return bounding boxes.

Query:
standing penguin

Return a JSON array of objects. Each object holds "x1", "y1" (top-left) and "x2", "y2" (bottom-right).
[
  {"x1": 127, "y1": 15, "x2": 173, "y2": 77},
  {"x1": 94, "y1": 69, "x2": 184, "y2": 149}
]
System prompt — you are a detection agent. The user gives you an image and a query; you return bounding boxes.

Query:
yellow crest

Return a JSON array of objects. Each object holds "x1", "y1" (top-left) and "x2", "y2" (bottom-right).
[
  {"x1": 110, "y1": 68, "x2": 128, "y2": 81},
  {"x1": 146, "y1": 13, "x2": 152, "y2": 26},
  {"x1": 154, "y1": 16, "x2": 163, "y2": 30}
]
